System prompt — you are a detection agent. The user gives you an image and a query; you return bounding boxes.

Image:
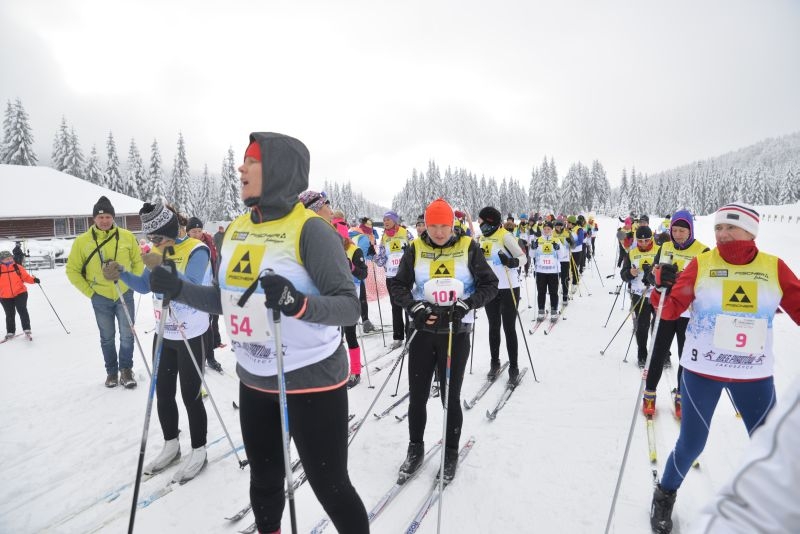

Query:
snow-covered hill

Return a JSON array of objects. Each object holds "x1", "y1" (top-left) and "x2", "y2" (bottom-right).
[{"x1": 1, "y1": 210, "x2": 799, "y2": 533}]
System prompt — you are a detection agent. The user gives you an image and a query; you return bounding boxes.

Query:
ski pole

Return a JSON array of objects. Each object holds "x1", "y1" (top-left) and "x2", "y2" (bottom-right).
[
  {"x1": 599, "y1": 293, "x2": 645, "y2": 355},
  {"x1": 436, "y1": 316, "x2": 455, "y2": 534},
  {"x1": 348, "y1": 330, "x2": 418, "y2": 448},
  {"x1": 36, "y1": 282, "x2": 70, "y2": 334},
  {"x1": 170, "y1": 303, "x2": 247, "y2": 468},
  {"x1": 592, "y1": 251, "x2": 605, "y2": 287},
  {"x1": 620, "y1": 283, "x2": 628, "y2": 310},
  {"x1": 724, "y1": 387, "x2": 742, "y2": 418},
  {"x1": 99, "y1": 250, "x2": 152, "y2": 378},
  {"x1": 603, "y1": 285, "x2": 622, "y2": 328},
  {"x1": 267, "y1": 288, "x2": 298, "y2": 534},
  {"x1": 504, "y1": 267, "x2": 539, "y2": 383},
  {"x1": 391, "y1": 349, "x2": 407, "y2": 396},
  {"x1": 569, "y1": 253, "x2": 582, "y2": 298},
  {"x1": 360, "y1": 323, "x2": 374, "y2": 388},
  {"x1": 604, "y1": 286, "x2": 667, "y2": 534},
  {"x1": 129, "y1": 256, "x2": 173, "y2": 534},
  {"x1": 372, "y1": 263, "x2": 387, "y2": 347},
  {"x1": 135, "y1": 292, "x2": 142, "y2": 323},
  {"x1": 468, "y1": 309, "x2": 476, "y2": 374}
]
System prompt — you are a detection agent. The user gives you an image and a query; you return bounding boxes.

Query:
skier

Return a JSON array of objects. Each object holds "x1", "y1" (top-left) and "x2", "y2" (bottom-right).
[
  {"x1": 552, "y1": 219, "x2": 573, "y2": 305},
  {"x1": 391, "y1": 198, "x2": 497, "y2": 483},
  {"x1": 530, "y1": 221, "x2": 562, "y2": 320},
  {"x1": 375, "y1": 210, "x2": 412, "y2": 350},
  {"x1": 616, "y1": 217, "x2": 634, "y2": 267},
  {"x1": 150, "y1": 133, "x2": 369, "y2": 534},
  {"x1": 565, "y1": 215, "x2": 585, "y2": 291},
  {"x1": 12, "y1": 241, "x2": 27, "y2": 267},
  {"x1": 647, "y1": 203, "x2": 800, "y2": 534},
  {"x1": 642, "y1": 210, "x2": 709, "y2": 417},
  {"x1": 477, "y1": 206, "x2": 527, "y2": 381},
  {"x1": 0, "y1": 250, "x2": 38, "y2": 340},
  {"x1": 65, "y1": 196, "x2": 144, "y2": 388},
  {"x1": 187, "y1": 216, "x2": 224, "y2": 372},
  {"x1": 105, "y1": 202, "x2": 211, "y2": 482},
  {"x1": 515, "y1": 214, "x2": 533, "y2": 277},
  {"x1": 619, "y1": 226, "x2": 660, "y2": 368},
  {"x1": 348, "y1": 221, "x2": 376, "y2": 332}
]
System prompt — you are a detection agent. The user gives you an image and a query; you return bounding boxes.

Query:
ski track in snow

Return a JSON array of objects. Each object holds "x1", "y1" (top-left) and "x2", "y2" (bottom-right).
[{"x1": 1, "y1": 205, "x2": 799, "y2": 533}]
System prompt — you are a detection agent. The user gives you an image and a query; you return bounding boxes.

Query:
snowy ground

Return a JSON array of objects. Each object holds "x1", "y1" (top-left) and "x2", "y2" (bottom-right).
[{"x1": 1, "y1": 207, "x2": 799, "y2": 534}]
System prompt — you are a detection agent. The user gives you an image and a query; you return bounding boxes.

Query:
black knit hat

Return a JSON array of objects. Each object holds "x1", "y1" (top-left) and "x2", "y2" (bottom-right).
[
  {"x1": 635, "y1": 226, "x2": 653, "y2": 239},
  {"x1": 186, "y1": 217, "x2": 203, "y2": 231},
  {"x1": 478, "y1": 206, "x2": 502, "y2": 227},
  {"x1": 93, "y1": 196, "x2": 115, "y2": 217},
  {"x1": 140, "y1": 202, "x2": 179, "y2": 239}
]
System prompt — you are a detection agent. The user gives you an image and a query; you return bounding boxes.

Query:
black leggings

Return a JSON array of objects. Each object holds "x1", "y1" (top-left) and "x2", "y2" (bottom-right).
[
  {"x1": 239, "y1": 383, "x2": 368, "y2": 534},
  {"x1": 646, "y1": 317, "x2": 689, "y2": 392},
  {"x1": 485, "y1": 287, "x2": 520, "y2": 367},
  {"x1": 154, "y1": 332, "x2": 209, "y2": 448},
  {"x1": 359, "y1": 280, "x2": 369, "y2": 322},
  {"x1": 343, "y1": 325, "x2": 358, "y2": 349},
  {"x1": 407, "y1": 330, "x2": 470, "y2": 450},
  {"x1": 386, "y1": 277, "x2": 408, "y2": 340},
  {"x1": 559, "y1": 262, "x2": 570, "y2": 298},
  {"x1": 536, "y1": 272, "x2": 559, "y2": 311},
  {"x1": 2, "y1": 292, "x2": 30, "y2": 333},
  {"x1": 630, "y1": 293, "x2": 655, "y2": 363}
]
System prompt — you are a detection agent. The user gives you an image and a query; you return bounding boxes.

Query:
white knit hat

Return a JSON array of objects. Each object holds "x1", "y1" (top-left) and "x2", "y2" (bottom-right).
[{"x1": 714, "y1": 203, "x2": 759, "y2": 238}]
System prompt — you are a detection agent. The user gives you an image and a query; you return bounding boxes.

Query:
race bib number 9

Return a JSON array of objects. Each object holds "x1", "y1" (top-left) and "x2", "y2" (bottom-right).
[
  {"x1": 713, "y1": 315, "x2": 767, "y2": 353},
  {"x1": 221, "y1": 289, "x2": 271, "y2": 343},
  {"x1": 423, "y1": 278, "x2": 464, "y2": 307}
]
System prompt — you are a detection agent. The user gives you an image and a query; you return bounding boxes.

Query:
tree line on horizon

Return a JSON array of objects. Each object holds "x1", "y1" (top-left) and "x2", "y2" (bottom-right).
[{"x1": 3, "y1": 97, "x2": 799, "y2": 226}]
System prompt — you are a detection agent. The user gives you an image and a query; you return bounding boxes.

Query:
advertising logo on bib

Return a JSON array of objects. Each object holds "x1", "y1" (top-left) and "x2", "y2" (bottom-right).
[
  {"x1": 226, "y1": 245, "x2": 266, "y2": 288},
  {"x1": 722, "y1": 280, "x2": 757, "y2": 312}
]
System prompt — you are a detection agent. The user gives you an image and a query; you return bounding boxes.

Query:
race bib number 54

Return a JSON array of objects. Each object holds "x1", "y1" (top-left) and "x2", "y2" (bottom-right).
[{"x1": 221, "y1": 289, "x2": 271, "y2": 343}]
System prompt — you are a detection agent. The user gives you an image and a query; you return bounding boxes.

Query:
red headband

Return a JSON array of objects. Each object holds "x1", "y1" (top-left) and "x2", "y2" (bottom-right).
[{"x1": 244, "y1": 141, "x2": 261, "y2": 162}]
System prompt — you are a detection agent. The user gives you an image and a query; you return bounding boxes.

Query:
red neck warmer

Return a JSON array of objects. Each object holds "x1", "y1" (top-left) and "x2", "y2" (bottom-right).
[
  {"x1": 384, "y1": 227, "x2": 397, "y2": 237},
  {"x1": 716, "y1": 240, "x2": 758, "y2": 265}
]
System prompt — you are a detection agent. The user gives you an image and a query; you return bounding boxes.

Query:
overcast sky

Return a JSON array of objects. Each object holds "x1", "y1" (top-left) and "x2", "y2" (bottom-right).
[{"x1": 2, "y1": 0, "x2": 799, "y2": 206}]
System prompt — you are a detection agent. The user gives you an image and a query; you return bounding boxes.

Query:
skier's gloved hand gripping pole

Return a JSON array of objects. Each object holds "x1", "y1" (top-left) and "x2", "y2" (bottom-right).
[
  {"x1": 35, "y1": 279, "x2": 70, "y2": 334},
  {"x1": 604, "y1": 255, "x2": 671, "y2": 534},
  {"x1": 128, "y1": 249, "x2": 174, "y2": 534},
  {"x1": 169, "y1": 303, "x2": 247, "y2": 468}
]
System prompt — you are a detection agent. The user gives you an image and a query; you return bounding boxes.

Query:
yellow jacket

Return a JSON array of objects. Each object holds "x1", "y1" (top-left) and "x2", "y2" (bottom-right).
[{"x1": 66, "y1": 225, "x2": 145, "y2": 299}]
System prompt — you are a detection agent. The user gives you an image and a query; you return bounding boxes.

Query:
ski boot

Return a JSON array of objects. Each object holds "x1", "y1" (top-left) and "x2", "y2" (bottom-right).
[
  {"x1": 672, "y1": 388, "x2": 682, "y2": 419},
  {"x1": 144, "y1": 438, "x2": 181, "y2": 475},
  {"x1": 347, "y1": 374, "x2": 361, "y2": 389},
  {"x1": 536, "y1": 309, "x2": 545, "y2": 322},
  {"x1": 642, "y1": 389, "x2": 656, "y2": 416},
  {"x1": 436, "y1": 446, "x2": 459, "y2": 484},
  {"x1": 508, "y1": 365, "x2": 520, "y2": 384},
  {"x1": 362, "y1": 319, "x2": 375, "y2": 333},
  {"x1": 397, "y1": 441, "x2": 425, "y2": 483},
  {"x1": 550, "y1": 308, "x2": 558, "y2": 322},
  {"x1": 650, "y1": 484, "x2": 677, "y2": 533},
  {"x1": 389, "y1": 339, "x2": 404, "y2": 351},
  {"x1": 172, "y1": 446, "x2": 207, "y2": 484},
  {"x1": 206, "y1": 355, "x2": 223, "y2": 373},
  {"x1": 487, "y1": 359, "x2": 501, "y2": 380}
]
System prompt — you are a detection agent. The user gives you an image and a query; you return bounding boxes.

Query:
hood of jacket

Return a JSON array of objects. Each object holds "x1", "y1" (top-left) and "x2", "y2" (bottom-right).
[
  {"x1": 670, "y1": 209, "x2": 695, "y2": 250},
  {"x1": 246, "y1": 132, "x2": 310, "y2": 223}
]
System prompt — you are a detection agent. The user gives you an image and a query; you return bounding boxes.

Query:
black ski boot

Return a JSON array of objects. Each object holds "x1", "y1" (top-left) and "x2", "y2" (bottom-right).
[
  {"x1": 508, "y1": 365, "x2": 520, "y2": 384},
  {"x1": 436, "y1": 446, "x2": 459, "y2": 484},
  {"x1": 397, "y1": 441, "x2": 425, "y2": 483},
  {"x1": 650, "y1": 484, "x2": 677, "y2": 533},
  {"x1": 487, "y1": 359, "x2": 501, "y2": 380}
]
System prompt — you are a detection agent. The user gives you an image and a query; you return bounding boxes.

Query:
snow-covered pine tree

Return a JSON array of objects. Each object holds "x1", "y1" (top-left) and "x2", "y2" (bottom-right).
[
  {"x1": 590, "y1": 160, "x2": 610, "y2": 214},
  {"x1": 147, "y1": 139, "x2": 167, "y2": 203},
  {"x1": 171, "y1": 132, "x2": 192, "y2": 214},
  {"x1": 529, "y1": 165, "x2": 543, "y2": 213},
  {"x1": 191, "y1": 164, "x2": 215, "y2": 221},
  {"x1": 51, "y1": 117, "x2": 70, "y2": 172},
  {"x1": 0, "y1": 98, "x2": 37, "y2": 165},
  {"x1": 124, "y1": 139, "x2": 146, "y2": 200},
  {"x1": 560, "y1": 164, "x2": 583, "y2": 214},
  {"x1": 105, "y1": 132, "x2": 123, "y2": 192},
  {"x1": 544, "y1": 157, "x2": 559, "y2": 214},
  {"x1": 63, "y1": 127, "x2": 86, "y2": 178},
  {"x1": 618, "y1": 168, "x2": 629, "y2": 215},
  {"x1": 84, "y1": 145, "x2": 105, "y2": 186},
  {"x1": 217, "y1": 147, "x2": 242, "y2": 220}
]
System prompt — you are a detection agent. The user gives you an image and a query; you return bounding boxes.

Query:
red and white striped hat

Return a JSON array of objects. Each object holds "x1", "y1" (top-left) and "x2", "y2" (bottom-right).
[{"x1": 714, "y1": 203, "x2": 760, "y2": 238}]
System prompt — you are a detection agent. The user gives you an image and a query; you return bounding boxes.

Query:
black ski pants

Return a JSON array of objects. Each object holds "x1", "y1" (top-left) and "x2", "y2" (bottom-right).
[
  {"x1": 154, "y1": 331, "x2": 209, "y2": 449},
  {"x1": 386, "y1": 277, "x2": 408, "y2": 341},
  {"x1": 485, "y1": 287, "x2": 520, "y2": 368},
  {"x1": 646, "y1": 317, "x2": 689, "y2": 393},
  {"x1": 630, "y1": 293, "x2": 655, "y2": 364},
  {"x1": 1, "y1": 292, "x2": 30, "y2": 333},
  {"x1": 407, "y1": 329, "x2": 470, "y2": 450},
  {"x1": 343, "y1": 324, "x2": 358, "y2": 350},
  {"x1": 359, "y1": 279, "x2": 370, "y2": 322},
  {"x1": 536, "y1": 272, "x2": 560, "y2": 311},
  {"x1": 240, "y1": 382, "x2": 369, "y2": 534},
  {"x1": 559, "y1": 261, "x2": 570, "y2": 300}
]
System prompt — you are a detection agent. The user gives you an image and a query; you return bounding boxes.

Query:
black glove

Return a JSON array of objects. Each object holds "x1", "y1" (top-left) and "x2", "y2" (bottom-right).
[
  {"x1": 530, "y1": 240, "x2": 538, "y2": 250},
  {"x1": 260, "y1": 273, "x2": 307, "y2": 317},
  {"x1": 33, "y1": 277, "x2": 41, "y2": 284},
  {"x1": 409, "y1": 301, "x2": 435, "y2": 330},
  {"x1": 150, "y1": 265, "x2": 183, "y2": 299},
  {"x1": 641, "y1": 263, "x2": 653, "y2": 286},
  {"x1": 566, "y1": 236, "x2": 574, "y2": 246},
  {"x1": 498, "y1": 251, "x2": 520, "y2": 269},
  {"x1": 653, "y1": 264, "x2": 678, "y2": 289},
  {"x1": 451, "y1": 298, "x2": 471, "y2": 323},
  {"x1": 367, "y1": 244, "x2": 376, "y2": 257},
  {"x1": 552, "y1": 242, "x2": 560, "y2": 251}
]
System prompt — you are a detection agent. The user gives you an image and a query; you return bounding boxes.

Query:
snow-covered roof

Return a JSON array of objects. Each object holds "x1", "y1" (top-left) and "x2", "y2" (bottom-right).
[{"x1": 0, "y1": 164, "x2": 143, "y2": 218}]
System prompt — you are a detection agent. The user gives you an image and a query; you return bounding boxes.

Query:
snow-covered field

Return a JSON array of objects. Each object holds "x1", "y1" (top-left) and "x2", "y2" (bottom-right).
[{"x1": 1, "y1": 207, "x2": 799, "y2": 534}]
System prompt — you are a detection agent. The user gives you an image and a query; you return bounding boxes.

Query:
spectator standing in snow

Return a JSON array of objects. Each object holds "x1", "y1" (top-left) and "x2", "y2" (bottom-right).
[
  {"x1": 0, "y1": 250, "x2": 38, "y2": 340},
  {"x1": 65, "y1": 196, "x2": 144, "y2": 388},
  {"x1": 12, "y1": 242, "x2": 27, "y2": 267}
]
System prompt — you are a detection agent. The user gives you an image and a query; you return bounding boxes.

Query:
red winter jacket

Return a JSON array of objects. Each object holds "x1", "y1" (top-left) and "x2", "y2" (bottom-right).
[{"x1": 0, "y1": 262, "x2": 35, "y2": 299}]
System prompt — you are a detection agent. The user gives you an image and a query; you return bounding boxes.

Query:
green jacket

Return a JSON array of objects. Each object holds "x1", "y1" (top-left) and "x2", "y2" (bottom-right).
[{"x1": 66, "y1": 225, "x2": 145, "y2": 300}]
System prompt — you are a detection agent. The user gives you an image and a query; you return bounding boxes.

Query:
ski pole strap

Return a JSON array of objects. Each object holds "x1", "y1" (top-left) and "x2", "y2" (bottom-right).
[{"x1": 237, "y1": 268, "x2": 273, "y2": 307}]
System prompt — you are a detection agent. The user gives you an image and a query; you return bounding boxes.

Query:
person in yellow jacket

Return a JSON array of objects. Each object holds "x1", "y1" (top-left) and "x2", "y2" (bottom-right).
[{"x1": 66, "y1": 196, "x2": 144, "y2": 388}]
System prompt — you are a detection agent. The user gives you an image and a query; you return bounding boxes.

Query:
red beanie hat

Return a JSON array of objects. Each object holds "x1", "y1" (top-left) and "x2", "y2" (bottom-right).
[
  {"x1": 244, "y1": 141, "x2": 261, "y2": 162},
  {"x1": 425, "y1": 198, "x2": 455, "y2": 227}
]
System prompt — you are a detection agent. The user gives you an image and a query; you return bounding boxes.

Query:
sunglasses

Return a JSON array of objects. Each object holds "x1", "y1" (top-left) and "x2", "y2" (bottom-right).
[{"x1": 148, "y1": 235, "x2": 170, "y2": 245}]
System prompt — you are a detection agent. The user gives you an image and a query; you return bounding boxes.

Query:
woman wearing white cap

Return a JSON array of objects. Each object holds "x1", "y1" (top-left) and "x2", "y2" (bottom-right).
[{"x1": 646, "y1": 202, "x2": 800, "y2": 534}]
